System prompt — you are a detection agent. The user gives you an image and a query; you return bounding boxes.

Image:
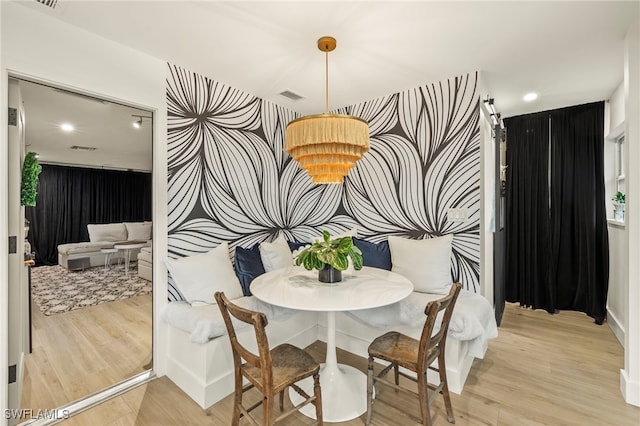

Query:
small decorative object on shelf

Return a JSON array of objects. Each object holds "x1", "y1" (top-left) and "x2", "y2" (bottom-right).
[
  {"x1": 294, "y1": 230, "x2": 363, "y2": 284},
  {"x1": 612, "y1": 191, "x2": 625, "y2": 221}
]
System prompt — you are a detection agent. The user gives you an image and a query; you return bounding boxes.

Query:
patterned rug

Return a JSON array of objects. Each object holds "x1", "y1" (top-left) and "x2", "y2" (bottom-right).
[{"x1": 31, "y1": 264, "x2": 152, "y2": 315}]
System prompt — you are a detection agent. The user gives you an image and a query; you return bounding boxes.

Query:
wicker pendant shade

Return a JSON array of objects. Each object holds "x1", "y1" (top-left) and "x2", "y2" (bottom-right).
[{"x1": 285, "y1": 37, "x2": 370, "y2": 184}]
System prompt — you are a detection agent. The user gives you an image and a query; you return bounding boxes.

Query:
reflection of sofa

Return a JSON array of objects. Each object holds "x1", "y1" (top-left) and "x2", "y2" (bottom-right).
[
  {"x1": 57, "y1": 222, "x2": 151, "y2": 270},
  {"x1": 138, "y1": 246, "x2": 152, "y2": 281}
]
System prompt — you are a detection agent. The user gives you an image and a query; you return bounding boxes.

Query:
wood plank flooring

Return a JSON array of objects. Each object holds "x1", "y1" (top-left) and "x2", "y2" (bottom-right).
[
  {"x1": 20, "y1": 293, "x2": 152, "y2": 416},
  {"x1": 55, "y1": 302, "x2": 640, "y2": 425}
]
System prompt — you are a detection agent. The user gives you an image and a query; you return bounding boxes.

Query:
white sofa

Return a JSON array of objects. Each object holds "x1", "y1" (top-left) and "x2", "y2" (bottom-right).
[
  {"x1": 138, "y1": 246, "x2": 152, "y2": 281},
  {"x1": 162, "y1": 289, "x2": 497, "y2": 409},
  {"x1": 57, "y1": 222, "x2": 151, "y2": 270}
]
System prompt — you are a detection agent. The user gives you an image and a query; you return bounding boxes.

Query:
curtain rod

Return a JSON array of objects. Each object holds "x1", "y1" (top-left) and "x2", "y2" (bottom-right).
[
  {"x1": 483, "y1": 97, "x2": 504, "y2": 129},
  {"x1": 40, "y1": 161, "x2": 151, "y2": 174}
]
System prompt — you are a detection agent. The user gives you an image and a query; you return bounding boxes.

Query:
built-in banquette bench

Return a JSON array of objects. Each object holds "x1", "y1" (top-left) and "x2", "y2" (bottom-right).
[{"x1": 162, "y1": 234, "x2": 498, "y2": 409}]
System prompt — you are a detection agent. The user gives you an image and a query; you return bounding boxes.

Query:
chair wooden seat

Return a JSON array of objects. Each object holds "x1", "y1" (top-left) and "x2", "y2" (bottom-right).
[
  {"x1": 242, "y1": 343, "x2": 320, "y2": 394},
  {"x1": 368, "y1": 331, "x2": 429, "y2": 372},
  {"x1": 215, "y1": 291, "x2": 323, "y2": 425},
  {"x1": 366, "y1": 283, "x2": 462, "y2": 426}
]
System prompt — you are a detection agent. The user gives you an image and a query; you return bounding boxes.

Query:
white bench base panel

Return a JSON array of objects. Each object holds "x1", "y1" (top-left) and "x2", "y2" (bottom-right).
[
  {"x1": 165, "y1": 309, "x2": 487, "y2": 408},
  {"x1": 165, "y1": 311, "x2": 319, "y2": 409}
]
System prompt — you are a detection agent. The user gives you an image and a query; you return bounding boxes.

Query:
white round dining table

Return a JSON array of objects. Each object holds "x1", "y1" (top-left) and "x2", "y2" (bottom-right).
[{"x1": 250, "y1": 266, "x2": 413, "y2": 422}]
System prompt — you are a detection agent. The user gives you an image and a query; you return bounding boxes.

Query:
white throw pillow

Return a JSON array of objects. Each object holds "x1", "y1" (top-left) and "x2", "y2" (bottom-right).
[
  {"x1": 259, "y1": 234, "x2": 293, "y2": 272},
  {"x1": 388, "y1": 234, "x2": 454, "y2": 294},
  {"x1": 87, "y1": 223, "x2": 127, "y2": 242},
  {"x1": 125, "y1": 222, "x2": 152, "y2": 241},
  {"x1": 165, "y1": 242, "x2": 243, "y2": 305}
]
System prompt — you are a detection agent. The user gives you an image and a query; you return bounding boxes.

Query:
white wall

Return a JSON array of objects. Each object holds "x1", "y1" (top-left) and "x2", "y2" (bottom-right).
[
  {"x1": 605, "y1": 83, "x2": 626, "y2": 221},
  {"x1": 621, "y1": 19, "x2": 640, "y2": 408},
  {"x1": 479, "y1": 105, "x2": 495, "y2": 304},
  {"x1": 606, "y1": 82, "x2": 626, "y2": 344},
  {"x1": 607, "y1": 224, "x2": 627, "y2": 345},
  {"x1": 0, "y1": 2, "x2": 169, "y2": 422},
  {"x1": 609, "y1": 83, "x2": 626, "y2": 130}
]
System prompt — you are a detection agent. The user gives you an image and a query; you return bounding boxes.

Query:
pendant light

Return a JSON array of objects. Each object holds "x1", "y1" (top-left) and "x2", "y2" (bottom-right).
[{"x1": 285, "y1": 36, "x2": 370, "y2": 184}]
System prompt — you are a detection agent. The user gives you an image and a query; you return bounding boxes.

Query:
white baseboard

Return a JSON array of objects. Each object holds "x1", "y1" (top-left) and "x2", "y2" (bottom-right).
[
  {"x1": 620, "y1": 369, "x2": 640, "y2": 407},
  {"x1": 607, "y1": 308, "x2": 625, "y2": 346}
]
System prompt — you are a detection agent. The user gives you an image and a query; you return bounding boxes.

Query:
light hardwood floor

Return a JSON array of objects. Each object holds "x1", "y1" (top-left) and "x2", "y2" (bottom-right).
[
  {"x1": 41, "y1": 303, "x2": 640, "y2": 425},
  {"x1": 20, "y1": 293, "x2": 152, "y2": 415}
]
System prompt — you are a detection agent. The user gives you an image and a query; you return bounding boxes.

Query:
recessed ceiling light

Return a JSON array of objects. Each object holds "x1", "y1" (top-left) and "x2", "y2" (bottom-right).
[
  {"x1": 60, "y1": 123, "x2": 74, "y2": 132},
  {"x1": 523, "y1": 92, "x2": 538, "y2": 102}
]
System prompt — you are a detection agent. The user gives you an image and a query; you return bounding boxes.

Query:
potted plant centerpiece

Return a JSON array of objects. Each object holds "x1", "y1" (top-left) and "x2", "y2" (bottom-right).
[
  {"x1": 612, "y1": 191, "x2": 625, "y2": 221},
  {"x1": 294, "y1": 230, "x2": 364, "y2": 284}
]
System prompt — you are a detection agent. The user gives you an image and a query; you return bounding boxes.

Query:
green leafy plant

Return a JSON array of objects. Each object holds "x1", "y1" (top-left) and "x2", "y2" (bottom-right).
[
  {"x1": 21, "y1": 152, "x2": 42, "y2": 206},
  {"x1": 294, "y1": 230, "x2": 363, "y2": 272},
  {"x1": 612, "y1": 191, "x2": 625, "y2": 204}
]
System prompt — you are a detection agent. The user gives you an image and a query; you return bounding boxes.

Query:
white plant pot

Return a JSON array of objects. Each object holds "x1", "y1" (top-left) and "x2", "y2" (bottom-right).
[{"x1": 613, "y1": 202, "x2": 625, "y2": 221}]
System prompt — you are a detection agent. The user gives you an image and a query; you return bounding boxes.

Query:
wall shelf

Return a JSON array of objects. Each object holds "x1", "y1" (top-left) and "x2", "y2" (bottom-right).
[{"x1": 607, "y1": 218, "x2": 626, "y2": 228}]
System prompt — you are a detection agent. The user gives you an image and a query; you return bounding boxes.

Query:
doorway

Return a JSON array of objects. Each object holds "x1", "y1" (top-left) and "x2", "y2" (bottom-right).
[{"x1": 8, "y1": 77, "x2": 154, "y2": 424}]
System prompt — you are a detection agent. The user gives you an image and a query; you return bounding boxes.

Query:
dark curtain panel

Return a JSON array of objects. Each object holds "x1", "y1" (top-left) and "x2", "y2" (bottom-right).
[
  {"x1": 25, "y1": 164, "x2": 152, "y2": 265},
  {"x1": 549, "y1": 102, "x2": 609, "y2": 324},
  {"x1": 504, "y1": 102, "x2": 609, "y2": 324},
  {"x1": 504, "y1": 112, "x2": 553, "y2": 311}
]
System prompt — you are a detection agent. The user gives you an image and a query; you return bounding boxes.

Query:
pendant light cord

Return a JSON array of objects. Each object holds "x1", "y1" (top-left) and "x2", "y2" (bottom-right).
[{"x1": 325, "y1": 50, "x2": 329, "y2": 113}]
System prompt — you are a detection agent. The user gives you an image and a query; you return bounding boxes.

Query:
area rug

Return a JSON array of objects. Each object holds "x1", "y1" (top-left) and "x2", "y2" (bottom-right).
[{"x1": 30, "y1": 264, "x2": 152, "y2": 316}]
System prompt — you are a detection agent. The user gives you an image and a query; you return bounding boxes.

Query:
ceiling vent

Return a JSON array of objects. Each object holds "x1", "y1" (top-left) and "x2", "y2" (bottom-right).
[
  {"x1": 70, "y1": 146, "x2": 97, "y2": 151},
  {"x1": 36, "y1": 0, "x2": 58, "y2": 8},
  {"x1": 279, "y1": 90, "x2": 304, "y2": 101}
]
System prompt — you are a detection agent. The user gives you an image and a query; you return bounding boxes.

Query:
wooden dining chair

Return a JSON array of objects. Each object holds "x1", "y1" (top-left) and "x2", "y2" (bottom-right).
[
  {"x1": 214, "y1": 291, "x2": 323, "y2": 425},
  {"x1": 365, "y1": 282, "x2": 462, "y2": 426}
]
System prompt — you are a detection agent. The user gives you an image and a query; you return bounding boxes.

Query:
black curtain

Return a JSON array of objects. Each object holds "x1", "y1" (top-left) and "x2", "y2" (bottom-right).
[
  {"x1": 549, "y1": 102, "x2": 609, "y2": 324},
  {"x1": 25, "y1": 164, "x2": 152, "y2": 265},
  {"x1": 504, "y1": 101, "x2": 609, "y2": 324},
  {"x1": 504, "y1": 112, "x2": 552, "y2": 311}
]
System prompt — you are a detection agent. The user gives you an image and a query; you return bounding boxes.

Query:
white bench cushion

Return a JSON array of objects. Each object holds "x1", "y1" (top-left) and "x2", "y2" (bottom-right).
[
  {"x1": 344, "y1": 290, "x2": 497, "y2": 358},
  {"x1": 161, "y1": 296, "x2": 296, "y2": 343}
]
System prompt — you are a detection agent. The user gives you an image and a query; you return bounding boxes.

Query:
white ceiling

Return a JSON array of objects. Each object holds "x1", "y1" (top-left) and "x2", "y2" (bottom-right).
[
  {"x1": 19, "y1": 79, "x2": 153, "y2": 171},
  {"x1": 14, "y1": 0, "x2": 639, "y2": 169}
]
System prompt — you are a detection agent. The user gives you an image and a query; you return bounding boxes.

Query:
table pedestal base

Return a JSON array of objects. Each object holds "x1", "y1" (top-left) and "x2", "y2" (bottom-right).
[{"x1": 289, "y1": 362, "x2": 370, "y2": 422}]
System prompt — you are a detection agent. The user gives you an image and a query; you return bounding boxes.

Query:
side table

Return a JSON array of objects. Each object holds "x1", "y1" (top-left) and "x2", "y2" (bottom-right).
[
  {"x1": 100, "y1": 248, "x2": 119, "y2": 272},
  {"x1": 113, "y1": 243, "x2": 147, "y2": 276}
]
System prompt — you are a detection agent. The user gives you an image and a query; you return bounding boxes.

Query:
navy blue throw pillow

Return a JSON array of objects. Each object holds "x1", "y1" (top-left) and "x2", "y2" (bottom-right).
[
  {"x1": 353, "y1": 237, "x2": 392, "y2": 270},
  {"x1": 234, "y1": 245, "x2": 266, "y2": 296},
  {"x1": 287, "y1": 240, "x2": 308, "y2": 252}
]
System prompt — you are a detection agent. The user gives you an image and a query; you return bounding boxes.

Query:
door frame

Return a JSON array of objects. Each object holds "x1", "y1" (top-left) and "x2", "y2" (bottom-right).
[{"x1": 5, "y1": 72, "x2": 159, "y2": 426}]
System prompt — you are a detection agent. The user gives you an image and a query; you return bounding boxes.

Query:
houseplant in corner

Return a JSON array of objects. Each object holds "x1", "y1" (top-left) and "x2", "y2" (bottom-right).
[
  {"x1": 294, "y1": 230, "x2": 364, "y2": 284},
  {"x1": 612, "y1": 191, "x2": 625, "y2": 221},
  {"x1": 21, "y1": 152, "x2": 42, "y2": 206}
]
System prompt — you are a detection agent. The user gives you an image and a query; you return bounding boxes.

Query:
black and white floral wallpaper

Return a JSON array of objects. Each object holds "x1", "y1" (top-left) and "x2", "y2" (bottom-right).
[{"x1": 167, "y1": 63, "x2": 480, "y2": 300}]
